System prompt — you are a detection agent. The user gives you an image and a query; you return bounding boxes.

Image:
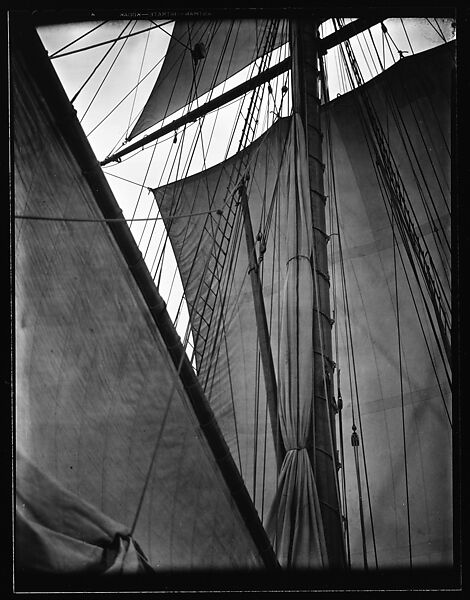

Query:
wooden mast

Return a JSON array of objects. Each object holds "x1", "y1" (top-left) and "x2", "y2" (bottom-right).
[
  {"x1": 238, "y1": 179, "x2": 285, "y2": 471},
  {"x1": 290, "y1": 19, "x2": 346, "y2": 568}
]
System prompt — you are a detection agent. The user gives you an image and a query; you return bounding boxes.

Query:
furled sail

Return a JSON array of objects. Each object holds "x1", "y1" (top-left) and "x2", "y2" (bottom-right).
[
  {"x1": 264, "y1": 114, "x2": 329, "y2": 568},
  {"x1": 129, "y1": 19, "x2": 288, "y2": 140},
  {"x1": 14, "y1": 20, "x2": 272, "y2": 574},
  {"x1": 151, "y1": 41, "x2": 452, "y2": 568}
]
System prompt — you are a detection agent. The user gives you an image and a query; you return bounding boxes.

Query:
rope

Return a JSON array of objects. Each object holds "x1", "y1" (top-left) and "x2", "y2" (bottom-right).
[
  {"x1": 372, "y1": 152, "x2": 452, "y2": 388},
  {"x1": 80, "y1": 21, "x2": 138, "y2": 123},
  {"x1": 351, "y1": 425, "x2": 368, "y2": 568},
  {"x1": 85, "y1": 52, "x2": 167, "y2": 139},
  {"x1": 192, "y1": 22, "x2": 283, "y2": 512},
  {"x1": 391, "y1": 209, "x2": 413, "y2": 568},
  {"x1": 103, "y1": 170, "x2": 152, "y2": 187},
  {"x1": 253, "y1": 336, "x2": 261, "y2": 505},
  {"x1": 339, "y1": 20, "x2": 451, "y2": 365},
  {"x1": 340, "y1": 45, "x2": 451, "y2": 575},
  {"x1": 148, "y1": 19, "x2": 192, "y2": 51},
  {"x1": 354, "y1": 71, "x2": 452, "y2": 419},
  {"x1": 193, "y1": 20, "x2": 280, "y2": 389},
  {"x1": 321, "y1": 53, "x2": 351, "y2": 566},
  {"x1": 426, "y1": 18, "x2": 448, "y2": 43},
  {"x1": 400, "y1": 18, "x2": 415, "y2": 55},
  {"x1": 125, "y1": 26, "x2": 151, "y2": 140},
  {"x1": 129, "y1": 317, "x2": 193, "y2": 535},
  {"x1": 144, "y1": 25, "x2": 258, "y2": 466},
  {"x1": 137, "y1": 22, "x2": 237, "y2": 289},
  {"x1": 333, "y1": 20, "x2": 380, "y2": 567},
  {"x1": 48, "y1": 20, "x2": 110, "y2": 59},
  {"x1": 14, "y1": 209, "x2": 221, "y2": 223},
  {"x1": 383, "y1": 85, "x2": 452, "y2": 293},
  {"x1": 50, "y1": 21, "x2": 172, "y2": 59},
  {"x1": 158, "y1": 24, "x2": 241, "y2": 342},
  {"x1": 367, "y1": 24, "x2": 385, "y2": 71},
  {"x1": 71, "y1": 21, "x2": 132, "y2": 105}
]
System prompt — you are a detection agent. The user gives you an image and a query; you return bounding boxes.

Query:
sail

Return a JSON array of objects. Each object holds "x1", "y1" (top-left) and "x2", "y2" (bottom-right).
[
  {"x1": 129, "y1": 19, "x2": 288, "y2": 140},
  {"x1": 16, "y1": 451, "x2": 153, "y2": 574},
  {"x1": 151, "y1": 41, "x2": 452, "y2": 568},
  {"x1": 14, "y1": 20, "x2": 271, "y2": 573},
  {"x1": 324, "y1": 42, "x2": 452, "y2": 567},
  {"x1": 153, "y1": 114, "x2": 334, "y2": 567},
  {"x1": 152, "y1": 116, "x2": 291, "y2": 521},
  {"x1": 264, "y1": 114, "x2": 328, "y2": 568}
]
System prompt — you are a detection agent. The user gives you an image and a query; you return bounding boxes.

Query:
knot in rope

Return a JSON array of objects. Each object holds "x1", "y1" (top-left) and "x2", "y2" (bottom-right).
[{"x1": 286, "y1": 446, "x2": 307, "y2": 453}]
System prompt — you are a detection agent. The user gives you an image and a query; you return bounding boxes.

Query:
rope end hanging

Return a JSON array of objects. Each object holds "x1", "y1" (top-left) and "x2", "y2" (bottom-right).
[{"x1": 351, "y1": 424, "x2": 360, "y2": 447}]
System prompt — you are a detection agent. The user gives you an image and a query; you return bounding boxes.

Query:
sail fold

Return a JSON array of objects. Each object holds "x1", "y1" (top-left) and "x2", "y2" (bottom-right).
[{"x1": 16, "y1": 452, "x2": 152, "y2": 574}]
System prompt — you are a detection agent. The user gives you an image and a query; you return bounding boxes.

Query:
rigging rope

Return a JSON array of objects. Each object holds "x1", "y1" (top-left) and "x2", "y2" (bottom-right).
[
  {"x1": 191, "y1": 21, "x2": 285, "y2": 510},
  {"x1": 130, "y1": 24, "x2": 222, "y2": 256},
  {"x1": 140, "y1": 20, "x2": 264, "y2": 474},
  {"x1": 359, "y1": 101, "x2": 452, "y2": 419},
  {"x1": 125, "y1": 26, "x2": 151, "y2": 140},
  {"x1": 376, "y1": 170, "x2": 453, "y2": 426},
  {"x1": 14, "y1": 210, "x2": 222, "y2": 223},
  {"x1": 391, "y1": 209, "x2": 413, "y2": 568},
  {"x1": 48, "y1": 20, "x2": 110, "y2": 59},
  {"x1": 382, "y1": 84, "x2": 452, "y2": 289},
  {"x1": 334, "y1": 25, "x2": 447, "y2": 572},
  {"x1": 187, "y1": 21, "x2": 280, "y2": 390},
  {"x1": 320, "y1": 52, "x2": 352, "y2": 566},
  {"x1": 50, "y1": 21, "x2": 172, "y2": 59},
  {"x1": 330, "y1": 19, "x2": 381, "y2": 569},
  {"x1": 71, "y1": 20, "x2": 132, "y2": 105},
  {"x1": 80, "y1": 21, "x2": 138, "y2": 123},
  {"x1": 85, "y1": 52, "x2": 167, "y2": 139},
  {"x1": 337, "y1": 20, "x2": 451, "y2": 366},
  {"x1": 129, "y1": 317, "x2": 194, "y2": 536}
]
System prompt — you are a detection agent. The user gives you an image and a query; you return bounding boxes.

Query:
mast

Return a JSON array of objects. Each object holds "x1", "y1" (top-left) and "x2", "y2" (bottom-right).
[
  {"x1": 238, "y1": 179, "x2": 285, "y2": 470},
  {"x1": 290, "y1": 19, "x2": 346, "y2": 568}
]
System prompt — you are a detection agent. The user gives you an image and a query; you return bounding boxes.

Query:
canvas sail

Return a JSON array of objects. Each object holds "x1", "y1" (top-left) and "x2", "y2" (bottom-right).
[
  {"x1": 325, "y1": 41, "x2": 452, "y2": 567},
  {"x1": 151, "y1": 41, "x2": 452, "y2": 568},
  {"x1": 14, "y1": 21, "x2": 271, "y2": 573},
  {"x1": 16, "y1": 451, "x2": 153, "y2": 574},
  {"x1": 129, "y1": 19, "x2": 288, "y2": 140},
  {"x1": 152, "y1": 116, "x2": 291, "y2": 523}
]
